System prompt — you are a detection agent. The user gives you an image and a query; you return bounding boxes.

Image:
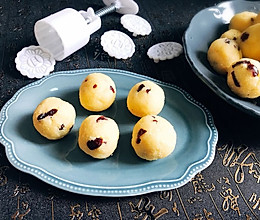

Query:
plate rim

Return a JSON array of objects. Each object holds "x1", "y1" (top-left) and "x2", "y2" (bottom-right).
[
  {"x1": 0, "y1": 68, "x2": 218, "y2": 197},
  {"x1": 183, "y1": 0, "x2": 260, "y2": 117}
]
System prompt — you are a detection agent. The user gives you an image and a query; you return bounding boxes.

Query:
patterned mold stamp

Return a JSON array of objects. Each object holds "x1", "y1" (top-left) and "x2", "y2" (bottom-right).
[
  {"x1": 15, "y1": 46, "x2": 55, "y2": 78},
  {"x1": 120, "y1": 14, "x2": 152, "y2": 37},
  {"x1": 147, "y1": 42, "x2": 183, "y2": 63},
  {"x1": 101, "y1": 30, "x2": 135, "y2": 59}
]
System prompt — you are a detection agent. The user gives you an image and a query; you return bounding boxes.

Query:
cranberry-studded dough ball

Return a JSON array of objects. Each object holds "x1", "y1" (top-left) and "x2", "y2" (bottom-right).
[
  {"x1": 79, "y1": 73, "x2": 116, "y2": 112},
  {"x1": 207, "y1": 38, "x2": 242, "y2": 75},
  {"x1": 33, "y1": 97, "x2": 76, "y2": 140},
  {"x1": 131, "y1": 115, "x2": 176, "y2": 161},
  {"x1": 78, "y1": 115, "x2": 119, "y2": 159},
  {"x1": 127, "y1": 80, "x2": 165, "y2": 117},
  {"x1": 238, "y1": 23, "x2": 260, "y2": 61},
  {"x1": 220, "y1": 29, "x2": 241, "y2": 42},
  {"x1": 229, "y1": 11, "x2": 257, "y2": 32},
  {"x1": 227, "y1": 58, "x2": 260, "y2": 98}
]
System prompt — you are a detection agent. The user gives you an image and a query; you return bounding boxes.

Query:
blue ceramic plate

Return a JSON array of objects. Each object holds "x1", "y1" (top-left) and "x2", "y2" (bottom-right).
[
  {"x1": 0, "y1": 69, "x2": 217, "y2": 197},
  {"x1": 183, "y1": 1, "x2": 260, "y2": 116}
]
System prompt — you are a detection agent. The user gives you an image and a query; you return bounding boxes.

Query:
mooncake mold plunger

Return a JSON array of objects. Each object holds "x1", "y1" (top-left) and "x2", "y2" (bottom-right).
[
  {"x1": 16, "y1": 0, "x2": 139, "y2": 78},
  {"x1": 34, "y1": 0, "x2": 139, "y2": 62}
]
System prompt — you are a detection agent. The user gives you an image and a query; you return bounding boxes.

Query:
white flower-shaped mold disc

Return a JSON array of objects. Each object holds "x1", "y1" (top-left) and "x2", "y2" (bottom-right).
[
  {"x1": 101, "y1": 30, "x2": 135, "y2": 59},
  {"x1": 121, "y1": 14, "x2": 152, "y2": 37},
  {"x1": 147, "y1": 42, "x2": 183, "y2": 63},
  {"x1": 15, "y1": 46, "x2": 55, "y2": 79}
]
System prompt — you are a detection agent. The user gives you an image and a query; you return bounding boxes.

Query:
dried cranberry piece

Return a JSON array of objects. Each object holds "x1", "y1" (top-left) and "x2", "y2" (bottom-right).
[
  {"x1": 231, "y1": 71, "x2": 240, "y2": 87},
  {"x1": 151, "y1": 116, "x2": 158, "y2": 122},
  {"x1": 241, "y1": 32, "x2": 249, "y2": 41},
  {"x1": 232, "y1": 60, "x2": 259, "y2": 77},
  {"x1": 224, "y1": 39, "x2": 230, "y2": 44},
  {"x1": 136, "y1": 128, "x2": 147, "y2": 144},
  {"x1": 110, "y1": 86, "x2": 115, "y2": 93},
  {"x1": 59, "y1": 124, "x2": 65, "y2": 130},
  {"x1": 232, "y1": 60, "x2": 248, "y2": 68},
  {"x1": 37, "y1": 109, "x2": 58, "y2": 120},
  {"x1": 93, "y1": 84, "x2": 97, "y2": 88},
  {"x1": 87, "y1": 138, "x2": 103, "y2": 150},
  {"x1": 247, "y1": 63, "x2": 259, "y2": 77},
  {"x1": 137, "y1": 84, "x2": 145, "y2": 92},
  {"x1": 96, "y1": 116, "x2": 108, "y2": 123}
]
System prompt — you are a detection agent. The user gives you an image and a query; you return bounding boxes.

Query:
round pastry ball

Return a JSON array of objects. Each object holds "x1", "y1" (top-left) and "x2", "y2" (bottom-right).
[
  {"x1": 227, "y1": 58, "x2": 260, "y2": 98},
  {"x1": 229, "y1": 11, "x2": 257, "y2": 32},
  {"x1": 220, "y1": 29, "x2": 241, "y2": 42},
  {"x1": 254, "y1": 12, "x2": 260, "y2": 24},
  {"x1": 78, "y1": 115, "x2": 119, "y2": 159},
  {"x1": 207, "y1": 38, "x2": 242, "y2": 75},
  {"x1": 79, "y1": 73, "x2": 116, "y2": 112},
  {"x1": 33, "y1": 97, "x2": 76, "y2": 140},
  {"x1": 238, "y1": 23, "x2": 260, "y2": 61},
  {"x1": 131, "y1": 115, "x2": 176, "y2": 161},
  {"x1": 127, "y1": 80, "x2": 165, "y2": 117}
]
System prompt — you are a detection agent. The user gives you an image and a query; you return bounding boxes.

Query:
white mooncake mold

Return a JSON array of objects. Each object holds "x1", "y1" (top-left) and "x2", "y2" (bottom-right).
[
  {"x1": 120, "y1": 14, "x2": 152, "y2": 37},
  {"x1": 15, "y1": 46, "x2": 55, "y2": 78},
  {"x1": 101, "y1": 30, "x2": 135, "y2": 59},
  {"x1": 147, "y1": 42, "x2": 183, "y2": 63}
]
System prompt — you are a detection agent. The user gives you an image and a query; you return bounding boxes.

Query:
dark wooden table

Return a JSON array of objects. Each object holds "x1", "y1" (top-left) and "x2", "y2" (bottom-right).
[{"x1": 0, "y1": 0, "x2": 260, "y2": 219}]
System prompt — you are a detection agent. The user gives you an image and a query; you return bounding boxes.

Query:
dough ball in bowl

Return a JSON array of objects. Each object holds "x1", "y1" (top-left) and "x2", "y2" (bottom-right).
[
  {"x1": 78, "y1": 115, "x2": 119, "y2": 159},
  {"x1": 229, "y1": 11, "x2": 257, "y2": 32},
  {"x1": 220, "y1": 29, "x2": 241, "y2": 42},
  {"x1": 207, "y1": 38, "x2": 242, "y2": 75},
  {"x1": 131, "y1": 115, "x2": 176, "y2": 161},
  {"x1": 227, "y1": 58, "x2": 260, "y2": 98},
  {"x1": 33, "y1": 97, "x2": 76, "y2": 140},
  {"x1": 238, "y1": 23, "x2": 260, "y2": 61},
  {"x1": 127, "y1": 80, "x2": 165, "y2": 117},
  {"x1": 79, "y1": 73, "x2": 116, "y2": 112}
]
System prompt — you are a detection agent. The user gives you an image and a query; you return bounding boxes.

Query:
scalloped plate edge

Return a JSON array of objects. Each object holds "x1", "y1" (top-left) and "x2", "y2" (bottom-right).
[{"x1": 0, "y1": 68, "x2": 218, "y2": 197}]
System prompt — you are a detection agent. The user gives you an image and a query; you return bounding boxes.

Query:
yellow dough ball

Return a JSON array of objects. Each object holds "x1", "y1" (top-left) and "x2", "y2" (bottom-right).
[
  {"x1": 238, "y1": 23, "x2": 260, "y2": 61},
  {"x1": 220, "y1": 29, "x2": 241, "y2": 42},
  {"x1": 131, "y1": 115, "x2": 176, "y2": 161},
  {"x1": 127, "y1": 80, "x2": 165, "y2": 117},
  {"x1": 33, "y1": 97, "x2": 76, "y2": 140},
  {"x1": 79, "y1": 73, "x2": 116, "y2": 112},
  {"x1": 229, "y1": 11, "x2": 257, "y2": 32},
  {"x1": 78, "y1": 115, "x2": 119, "y2": 159},
  {"x1": 227, "y1": 58, "x2": 260, "y2": 98},
  {"x1": 207, "y1": 38, "x2": 242, "y2": 75},
  {"x1": 254, "y1": 13, "x2": 260, "y2": 24}
]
